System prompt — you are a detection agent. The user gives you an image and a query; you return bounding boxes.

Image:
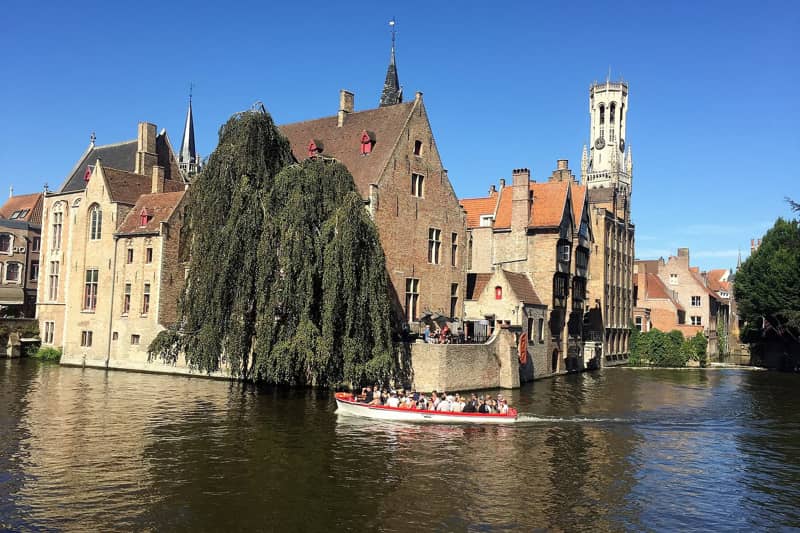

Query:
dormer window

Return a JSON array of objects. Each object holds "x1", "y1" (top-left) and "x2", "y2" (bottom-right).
[
  {"x1": 360, "y1": 130, "x2": 374, "y2": 155},
  {"x1": 307, "y1": 139, "x2": 323, "y2": 158},
  {"x1": 139, "y1": 208, "x2": 152, "y2": 227}
]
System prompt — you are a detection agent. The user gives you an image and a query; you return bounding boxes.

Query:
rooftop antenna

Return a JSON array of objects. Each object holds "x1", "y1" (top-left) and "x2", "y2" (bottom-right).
[{"x1": 389, "y1": 17, "x2": 397, "y2": 61}]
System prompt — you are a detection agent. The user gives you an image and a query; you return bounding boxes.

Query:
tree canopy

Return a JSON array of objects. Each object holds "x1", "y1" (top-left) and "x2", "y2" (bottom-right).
[
  {"x1": 149, "y1": 108, "x2": 396, "y2": 386},
  {"x1": 734, "y1": 217, "x2": 800, "y2": 343}
]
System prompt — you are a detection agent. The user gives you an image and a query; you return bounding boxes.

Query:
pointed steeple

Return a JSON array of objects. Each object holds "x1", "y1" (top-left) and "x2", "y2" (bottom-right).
[
  {"x1": 179, "y1": 87, "x2": 199, "y2": 176},
  {"x1": 379, "y1": 18, "x2": 402, "y2": 107}
]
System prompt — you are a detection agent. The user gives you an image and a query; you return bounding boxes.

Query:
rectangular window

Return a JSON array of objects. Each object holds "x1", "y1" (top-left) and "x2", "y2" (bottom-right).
[
  {"x1": 451, "y1": 233, "x2": 458, "y2": 267},
  {"x1": 6, "y1": 263, "x2": 20, "y2": 282},
  {"x1": 411, "y1": 173, "x2": 425, "y2": 197},
  {"x1": 558, "y1": 244, "x2": 571, "y2": 263},
  {"x1": 691, "y1": 296, "x2": 701, "y2": 307},
  {"x1": 450, "y1": 283, "x2": 458, "y2": 318},
  {"x1": 122, "y1": 283, "x2": 131, "y2": 315},
  {"x1": 89, "y1": 208, "x2": 102, "y2": 240},
  {"x1": 576, "y1": 248, "x2": 589, "y2": 269},
  {"x1": 80, "y1": 330, "x2": 93, "y2": 347},
  {"x1": 0, "y1": 235, "x2": 10, "y2": 253},
  {"x1": 44, "y1": 321, "x2": 55, "y2": 344},
  {"x1": 32, "y1": 237, "x2": 41, "y2": 253},
  {"x1": 52, "y1": 212, "x2": 63, "y2": 251},
  {"x1": 127, "y1": 248, "x2": 134, "y2": 263},
  {"x1": 405, "y1": 278, "x2": 419, "y2": 323},
  {"x1": 142, "y1": 283, "x2": 151, "y2": 315},
  {"x1": 428, "y1": 228, "x2": 441, "y2": 264},
  {"x1": 48, "y1": 261, "x2": 59, "y2": 300},
  {"x1": 635, "y1": 316, "x2": 643, "y2": 331},
  {"x1": 413, "y1": 140, "x2": 422, "y2": 156},
  {"x1": 146, "y1": 247, "x2": 153, "y2": 263},
  {"x1": 479, "y1": 215, "x2": 494, "y2": 227},
  {"x1": 30, "y1": 261, "x2": 39, "y2": 281},
  {"x1": 669, "y1": 273, "x2": 678, "y2": 285},
  {"x1": 84, "y1": 269, "x2": 98, "y2": 310},
  {"x1": 131, "y1": 334, "x2": 140, "y2": 345},
  {"x1": 112, "y1": 331, "x2": 118, "y2": 341},
  {"x1": 553, "y1": 275, "x2": 568, "y2": 299},
  {"x1": 538, "y1": 318, "x2": 545, "y2": 342},
  {"x1": 691, "y1": 316, "x2": 702, "y2": 326}
]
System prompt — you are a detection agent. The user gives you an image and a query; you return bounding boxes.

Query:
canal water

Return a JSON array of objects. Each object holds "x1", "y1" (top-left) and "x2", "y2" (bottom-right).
[{"x1": 2, "y1": 360, "x2": 799, "y2": 531}]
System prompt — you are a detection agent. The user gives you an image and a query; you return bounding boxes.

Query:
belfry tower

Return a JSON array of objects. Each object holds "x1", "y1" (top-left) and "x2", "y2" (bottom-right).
[
  {"x1": 582, "y1": 78, "x2": 635, "y2": 366},
  {"x1": 582, "y1": 80, "x2": 632, "y2": 203}
]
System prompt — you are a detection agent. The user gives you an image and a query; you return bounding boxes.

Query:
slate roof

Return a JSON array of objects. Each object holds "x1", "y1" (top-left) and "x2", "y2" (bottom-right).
[
  {"x1": 117, "y1": 191, "x2": 186, "y2": 235},
  {"x1": 60, "y1": 140, "x2": 138, "y2": 193},
  {"x1": 503, "y1": 271, "x2": 543, "y2": 306},
  {"x1": 493, "y1": 181, "x2": 570, "y2": 229},
  {"x1": 280, "y1": 101, "x2": 416, "y2": 198},
  {"x1": 465, "y1": 273, "x2": 492, "y2": 300},
  {"x1": 0, "y1": 193, "x2": 43, "y2": 225},
  {"x1": 103, "y1": 167, "x2": 184, "y2": 206},
  {"x1": 459, "y1": 193, "x2": 498, "y2": 229}
]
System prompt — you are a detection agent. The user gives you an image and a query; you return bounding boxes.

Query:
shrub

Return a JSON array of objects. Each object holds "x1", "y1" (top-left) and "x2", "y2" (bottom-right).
[{"x1": 33, "y1": 346, "x2": 62, "y2": 362}]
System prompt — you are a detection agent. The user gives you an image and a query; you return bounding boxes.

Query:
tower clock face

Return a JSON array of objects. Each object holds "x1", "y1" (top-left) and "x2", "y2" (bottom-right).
[
  {"x1": 594, "y1": 137, "x2": 605, "y2": 150},
  {"x1": 619, "y1": 138, "x2": 625, "y2": 152}
]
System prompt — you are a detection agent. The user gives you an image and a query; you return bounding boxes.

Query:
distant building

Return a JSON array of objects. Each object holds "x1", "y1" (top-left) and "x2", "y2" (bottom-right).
[
  {"x1": 280, "y1": 44, "x2": 466, "y2": 330},
  {"x1": 460, "y1": 160, "x2": 599, "y2": 379},
  {"x1": 581, "y1": 79, "x2": 635, "y2": 365},
  {"x1": 0, "y1": 192, "x2": 43, "y2": 317},
  {"x1": 36, "y1": 122, "x2": 187, "y2": 368}
]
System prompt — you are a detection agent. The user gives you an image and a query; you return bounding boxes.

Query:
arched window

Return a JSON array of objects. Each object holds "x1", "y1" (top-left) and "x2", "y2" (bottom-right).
[
  {"x1": 51, "y1": 202, "x2": 65, "y2": 251},
  {"x1": 72, "y1": 198, "x2": 82, "y2": 208},
  {"x1": 89, "y1": 205, "x2": 102, "y2": 240},
  {"x1": 610, "y1": 102, "x2": 616, "y2": 123},
  {"x1": 599, "y1": 104, "x2": 605, "y2": 125}
]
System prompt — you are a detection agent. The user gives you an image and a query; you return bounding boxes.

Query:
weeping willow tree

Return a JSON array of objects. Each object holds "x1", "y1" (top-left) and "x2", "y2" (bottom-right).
[{"x1": 149, "y1": 108, "x2": 396, "y2": 386}]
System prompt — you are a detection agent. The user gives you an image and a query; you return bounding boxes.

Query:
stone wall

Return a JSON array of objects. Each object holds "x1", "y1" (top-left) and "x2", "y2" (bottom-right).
[{"x1": 410, "y1": 327, "x2": 520, "y2": 392}]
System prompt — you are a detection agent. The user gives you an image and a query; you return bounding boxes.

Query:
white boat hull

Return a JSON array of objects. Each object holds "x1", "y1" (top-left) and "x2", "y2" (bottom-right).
[{"x1": 334, "y1": 393, "x2": 517, "y2": 424}]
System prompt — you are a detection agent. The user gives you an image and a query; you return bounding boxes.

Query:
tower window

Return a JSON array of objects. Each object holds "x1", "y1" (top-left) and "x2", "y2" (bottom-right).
[
  {"x1": 610, "y1": 103, "x2": 616, "y2": 124},
  {"x1": 599, "y1": 104, "x2": 605, "y2": 125}
]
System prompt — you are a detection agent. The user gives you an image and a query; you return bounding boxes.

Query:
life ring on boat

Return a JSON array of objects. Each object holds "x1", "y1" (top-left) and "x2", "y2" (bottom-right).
[{"x1": 518, "y1": 332, "x2": 528, "y2": 365}]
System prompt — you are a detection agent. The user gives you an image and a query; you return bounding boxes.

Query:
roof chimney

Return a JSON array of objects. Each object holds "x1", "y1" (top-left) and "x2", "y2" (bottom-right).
[
  {"x1": 489, "y1": 184, "x2": 496, "y2": 195},
  {"x1": 557, "y1": 159, "x2": 568, "y2": 170},
  {"x1": 512, "y1": 168, "x2": 530, "y2": 188},
  {"x1": 152, "y1": 165, "x2": 165, "y2": 194},
  {"x1": 338, "y1": 90, "x2": 354, "y2": 127},
  {"x1": 499, "y1": 178, "x2": 505, "y2": 189}
]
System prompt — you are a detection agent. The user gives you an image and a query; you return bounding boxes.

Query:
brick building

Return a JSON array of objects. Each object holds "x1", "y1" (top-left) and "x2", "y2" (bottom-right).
[
  {"x1": 460, "y1": 160, "x2": 599, "y2": 379},
  {"x1": 36, "y1": 122, "x2": 188, "y2": 367},
  {"x1": 280, "y1": 64, "x2": 466, "y2": 329},
  {"x1": 0, "y1": 192, "x2": 43, "y2": 317},
  {"x1": 581, "y1": 79, "x2": 635, "y2": 365}
]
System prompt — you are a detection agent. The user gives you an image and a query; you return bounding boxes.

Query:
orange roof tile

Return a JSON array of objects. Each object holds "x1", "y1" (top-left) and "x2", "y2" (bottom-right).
[
  {"x1": 645, "y1": 273, "x2": 685, "y2": 311},
  {"x1": 117, "y1": 191, "x2": 186, "y2": 235},
  {"x1": 466, "y1": 273, "x2": 493, "y2": 300},
  {"x1": 494, "y1": 181, "x2": 570, "y2": 230},
  {"x1": 0, "y1": 193, "x2": 43, "y2": 224},
  {"x1": 460, "y1": 193, "x2": 498, "y2": 228},
  {"x1": 280, "y1": 102, "x2": 416, "y2": 199},
  {"x1": 690, "y1": 269, "x2": 721, "y2": 301},
  {"x1": 503, "y1": 271, "x2": 543, "y2": 305},
  {"x1": 571, "y1": 184, "x2": 586, "y2": 227}
]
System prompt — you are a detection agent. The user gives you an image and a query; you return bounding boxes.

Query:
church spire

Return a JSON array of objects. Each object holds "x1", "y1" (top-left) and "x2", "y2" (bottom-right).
[
  {"x1": 379, "y1": 18, "x2": 402, "y2": 107},
  {"x1": 179, "y1": 86, "x2": 200, "y2": 176}
]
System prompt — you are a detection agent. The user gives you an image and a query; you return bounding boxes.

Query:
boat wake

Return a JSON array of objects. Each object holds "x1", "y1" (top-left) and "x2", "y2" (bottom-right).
[{"x1": 515, "y1": 414, "x2": 631, "y2": 424}]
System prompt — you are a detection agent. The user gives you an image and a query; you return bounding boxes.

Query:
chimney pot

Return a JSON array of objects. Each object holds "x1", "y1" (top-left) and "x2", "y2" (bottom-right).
[
  {"x1": 557, "y1": 159, "x2": 568, "y2": 170},
  {"x1": 338, "y1": 90, "x2": 354, "y2": 127},
  {"x1": 499, "y1": 178, "x2": 505, "y2": 189},
  {"x1": 151, "y1": 165, "x2": 165, "y2": 194},
  {"x1": 489, "y1": 185, "x2": 496, "y2": 194}
]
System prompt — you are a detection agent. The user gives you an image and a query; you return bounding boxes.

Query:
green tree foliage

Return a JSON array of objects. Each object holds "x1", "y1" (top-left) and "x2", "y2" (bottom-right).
[
  {"x1": 628, "y1": 327, "x2": 706, "y2": 367},
  {"x1": 734, "y1": 218, "x2": 800, "y2": 343},
  {"x1": 150, "y1": 109, "x2": 396, "y2": 387}
]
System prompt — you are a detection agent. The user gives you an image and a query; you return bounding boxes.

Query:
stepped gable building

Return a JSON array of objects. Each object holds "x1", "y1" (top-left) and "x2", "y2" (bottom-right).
[
  {"x1": 0, "y1": 192, "x2": 43, "y2": 317},
  {"x1": 37, "y1": 122, "x2": 188, "y2": 369},
  {"x1": 581, "y1": 79, "x2": 635, "y2": 365},
  {"x1": 461, "y1": 160, "x2": 599, "y2": 379},
  {"x1": 280, "y1": 46, "x2": 466, "y2": 328}
]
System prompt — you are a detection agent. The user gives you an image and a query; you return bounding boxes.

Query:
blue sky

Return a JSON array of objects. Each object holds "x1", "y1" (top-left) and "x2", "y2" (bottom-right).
[{"x1": 1, "y1": 1, "x2": 797, "y2": 271}]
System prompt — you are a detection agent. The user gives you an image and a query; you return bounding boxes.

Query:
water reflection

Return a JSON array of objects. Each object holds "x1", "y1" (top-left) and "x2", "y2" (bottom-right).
[{"x1": 1, "y1": 361, "x2": 799, "y2": 531}]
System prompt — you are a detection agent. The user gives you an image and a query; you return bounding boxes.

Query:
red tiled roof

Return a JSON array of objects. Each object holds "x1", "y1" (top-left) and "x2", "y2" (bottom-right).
[
  {"x1": 117, "y1": 191, "x2": 186, "y2": 235},
  {"x1": 645, "y1": 273, "x2": 685, "y2": 311},
  {"x1": 103, "y1": 167, "x2": 183, "y2": 206},
  {"x1": 706, "y1": 269, "x2": 731, "y2": 293},
  {"x1": 280, "y1": 102, "x2": 416, "y2": 199},
  {"x1": 460, "y1": 193, "x2": 498, "y2": 229},
  {"x1": 503, "y1": 271, "x2": 543, "y2": 305},
  {"x1": 571, "y1": 184, "x2": 586, "y2": 227},
  {"x1": 466, "y1": 273, "x2": 492, "y2": 300},
  {"x1": 494, "y1": 181, "x2": 570, "y2": 230},
  {"x1": 689, "y1": 269, "x2": 721, "y2": 301},
  {"x1": 0, "y1": 193, "x2": 43, "y2": 224}
]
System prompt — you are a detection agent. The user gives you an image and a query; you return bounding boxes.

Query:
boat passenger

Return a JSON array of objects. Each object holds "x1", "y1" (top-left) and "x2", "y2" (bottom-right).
[
  {"x1": 499, "y1": 399, "x2": 509, "y2": 414},
  {"x1": 478, "y1": 396, "x2": 490, "y2": 414},
  {"x1": 362, "y1": 387, "x2": 374, "y2": 404},
  {"x1": 463, "y1": 394, "x2": 477, "y2": 413},
  {"x1": 387, "y1": 391, "x2": 400, "y2": 408},
  {"x1": 417, "y1": 395, "x2": 428, "y2": 410},
  {"x1": 431, "y1": 391, "x2": 440, "y2": 410}
]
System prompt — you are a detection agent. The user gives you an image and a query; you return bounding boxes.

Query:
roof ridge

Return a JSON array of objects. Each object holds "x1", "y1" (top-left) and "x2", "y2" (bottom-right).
[{"x1": 281, "y1": 101, "x2": 415, "y2": 128}]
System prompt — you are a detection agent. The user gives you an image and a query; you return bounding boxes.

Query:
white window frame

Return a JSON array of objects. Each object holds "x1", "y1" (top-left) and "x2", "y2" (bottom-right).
[{"x1": 691, "y1": 295, "x2": 701, "y2": 307}]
